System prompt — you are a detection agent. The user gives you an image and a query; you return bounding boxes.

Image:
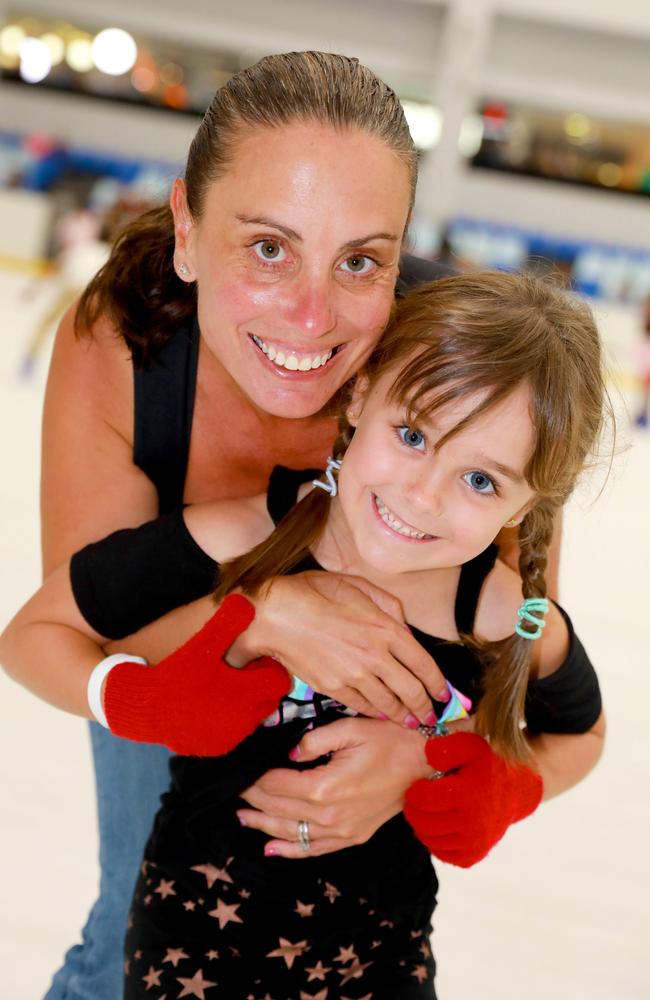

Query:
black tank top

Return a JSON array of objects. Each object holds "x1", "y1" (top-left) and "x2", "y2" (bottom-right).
[{"x1": 133, "y1": 318, "x2": 200, "y2": 514}]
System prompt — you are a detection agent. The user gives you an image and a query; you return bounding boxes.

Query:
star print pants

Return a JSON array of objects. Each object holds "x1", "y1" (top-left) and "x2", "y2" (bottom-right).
[{"x1": 124, "y1": 844, "x2": 437, "y2": 999}]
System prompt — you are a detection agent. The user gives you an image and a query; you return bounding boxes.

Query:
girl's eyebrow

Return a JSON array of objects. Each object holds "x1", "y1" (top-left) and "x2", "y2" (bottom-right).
[
  {"x1": 235, "y1": 214, "x2": 400, "y2": 248},
  {"x1": 473, "y1": 454, "x2": 525, "y2": 484}
]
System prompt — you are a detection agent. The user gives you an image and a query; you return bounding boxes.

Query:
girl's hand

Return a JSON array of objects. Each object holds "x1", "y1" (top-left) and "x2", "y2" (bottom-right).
[
  {"x1": 227, "y1": 571, "x2": 450, "y2": 727},
  {"x1": 236, "y1": 716, "x2": 435, "y2": 858},
  {"x1": 404, "y1": 732, "x2": 543, "y2": 867}
]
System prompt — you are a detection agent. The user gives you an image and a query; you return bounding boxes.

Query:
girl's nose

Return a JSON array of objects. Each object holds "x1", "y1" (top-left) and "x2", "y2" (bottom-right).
[{"x1": 403, "y1": 467, "x2": 443, "y2": 519}]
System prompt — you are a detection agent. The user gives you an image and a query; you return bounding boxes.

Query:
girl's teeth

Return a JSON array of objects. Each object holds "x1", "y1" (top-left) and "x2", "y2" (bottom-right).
[{"x1": 376, "y1": 498, "x2": 430, "y2": 539}]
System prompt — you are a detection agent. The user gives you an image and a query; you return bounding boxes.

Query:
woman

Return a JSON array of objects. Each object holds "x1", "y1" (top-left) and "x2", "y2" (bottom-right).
[{"x1": 37, "y1": 52, "x2": 556, "y2": 999}]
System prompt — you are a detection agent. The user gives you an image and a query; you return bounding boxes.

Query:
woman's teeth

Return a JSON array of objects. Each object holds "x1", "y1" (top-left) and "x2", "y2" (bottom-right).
[
  {"x1": 252, "y1": 334, "x2": 334, "y2": 371},
  {"x1": 375, "y1": 497, "x2": 432, "y2": 539}
]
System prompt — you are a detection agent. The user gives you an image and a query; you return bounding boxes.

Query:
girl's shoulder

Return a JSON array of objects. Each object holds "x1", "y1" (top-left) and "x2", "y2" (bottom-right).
[
  {"x1": 474, "y1": 559, "x2": 524, "y2": 642},
  {"x1": 475, "y1": 561, "x2": 570, "y2": 679},
  {"x1": 182, "y1": 494, "x2": 275, "y2": 564}
]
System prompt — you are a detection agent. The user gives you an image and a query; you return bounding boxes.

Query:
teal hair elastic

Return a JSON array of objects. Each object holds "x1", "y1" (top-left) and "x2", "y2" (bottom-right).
[{"x1": 515, "y1": 597, "x2": 549, "y2": 640}]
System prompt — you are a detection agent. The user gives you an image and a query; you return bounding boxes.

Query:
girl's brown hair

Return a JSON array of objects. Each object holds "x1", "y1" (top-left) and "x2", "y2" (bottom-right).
[
  {"x1": 216, "y1": 271, "x2": 611, "y2": 760},
  {"x1": 75, "y1": 51, "x2": 417, "y2": 365}
]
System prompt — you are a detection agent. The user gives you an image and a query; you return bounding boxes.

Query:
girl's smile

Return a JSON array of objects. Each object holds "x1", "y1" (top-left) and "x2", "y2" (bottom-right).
[{"x1": 371, "y1": 493, "x2": 437, "y2": 542}]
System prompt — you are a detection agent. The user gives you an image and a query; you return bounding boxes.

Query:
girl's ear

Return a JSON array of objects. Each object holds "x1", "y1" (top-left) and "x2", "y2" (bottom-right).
[
  {"x1": 169, "y1": 178, "x2": 196, "y2": 280},
  {"x1": 346, "y1": 375, "x2": 370, "y2": 427},
  {"x1": 504, "y1": 498, "x2": 536, "y2": 529}
]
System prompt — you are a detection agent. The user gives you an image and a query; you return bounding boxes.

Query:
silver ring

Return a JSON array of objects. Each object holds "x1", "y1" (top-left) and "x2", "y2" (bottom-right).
[
  {"x1": 428, "y1": 769, "x2": 446, "y2": 781},
  {"x1": 297, "y1": 819, "x2": 311, "y2": 852}
]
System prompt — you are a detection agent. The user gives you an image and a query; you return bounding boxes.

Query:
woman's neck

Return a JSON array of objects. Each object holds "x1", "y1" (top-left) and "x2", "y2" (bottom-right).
[{"x1": 184, "y1": 338, "x2": 337, "y2": 503}]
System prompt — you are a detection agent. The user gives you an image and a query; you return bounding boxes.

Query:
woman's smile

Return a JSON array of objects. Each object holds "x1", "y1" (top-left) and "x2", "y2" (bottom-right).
[{"x1": 248, "y1": 333, "x2": 343, "y2": 375}]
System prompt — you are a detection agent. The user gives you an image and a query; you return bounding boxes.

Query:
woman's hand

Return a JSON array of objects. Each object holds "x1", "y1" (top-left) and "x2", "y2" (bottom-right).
[
  {"x1": 236, "y1": 716, "x2": 434, "y2": 858},
  {"x1": 227, "y1": 571, "x2": 450, "y2": 726}
]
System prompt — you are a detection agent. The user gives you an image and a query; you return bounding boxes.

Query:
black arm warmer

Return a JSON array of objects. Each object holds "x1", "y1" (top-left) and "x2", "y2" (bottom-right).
[
  {"x1": 69, "y1": 511, "x2": 219, "y2": 640},
  {"x1": 525, "y1": 604, "x2": 602, "y2": 735}
]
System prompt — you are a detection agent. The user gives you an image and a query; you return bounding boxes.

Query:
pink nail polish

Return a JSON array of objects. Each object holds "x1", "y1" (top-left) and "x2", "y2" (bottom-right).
[
  {"x1": 236, "y1": 813, "x2": 247, "y2": 827},
  {"x1": 404, "y1": 713, "x2": 419, "y2": 730},
  {"x1": 436, "y1": 685, "x2": 451, "y2": 703},
  {"x1": 376, "y1": 712, "x2": 389, "y2": 720},
  {"x1": 424, "y1": 710, "x2": 438, "y2": 725},
  {"x1": 288, "y1": 747, "x2": 300, "y2": 761},
  {"x1": 264, "y1": 846, "x2": 278, "y2": 857}
]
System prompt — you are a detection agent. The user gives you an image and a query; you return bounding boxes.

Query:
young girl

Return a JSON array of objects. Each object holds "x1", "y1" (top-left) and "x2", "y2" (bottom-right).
[{"x1": 1, "y1": 272, "x2": 607, "y2": 998}]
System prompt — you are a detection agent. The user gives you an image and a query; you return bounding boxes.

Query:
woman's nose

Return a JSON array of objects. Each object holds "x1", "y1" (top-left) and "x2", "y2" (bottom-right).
[{"x1": 284, "y1": 275, "x2": 337, "y2": 340}]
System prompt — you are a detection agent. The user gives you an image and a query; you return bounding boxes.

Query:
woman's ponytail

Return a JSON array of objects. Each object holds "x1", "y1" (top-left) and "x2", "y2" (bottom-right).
[{"x1": 75, "y1": 205, "x2": 197, "y2": 365}]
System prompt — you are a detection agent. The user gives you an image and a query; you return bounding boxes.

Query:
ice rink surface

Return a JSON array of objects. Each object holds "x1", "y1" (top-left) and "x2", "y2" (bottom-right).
[{"x1": 0, "y1": 266, "x2": 648, "y2": 999}]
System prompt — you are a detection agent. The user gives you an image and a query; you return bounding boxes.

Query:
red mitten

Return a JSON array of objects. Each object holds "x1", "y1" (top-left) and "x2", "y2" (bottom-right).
[
  {"x1": 403, "y1": 732, "x2": 543, "y2": 868},
  {"x1": 103, "y1": 594, "x2": 291, "y2": 755}
]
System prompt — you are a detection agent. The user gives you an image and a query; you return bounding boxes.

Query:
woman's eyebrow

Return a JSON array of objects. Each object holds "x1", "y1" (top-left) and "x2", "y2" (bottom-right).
[
  {"x1": 235, "y1": 214, "x2": 400, "y2": 248},
  {"x1": 236, "y1": 214, "x2": 300, "y2": 241},
  {"x1": 344, "y1": 232, "x2": 401, "y2": 249}
]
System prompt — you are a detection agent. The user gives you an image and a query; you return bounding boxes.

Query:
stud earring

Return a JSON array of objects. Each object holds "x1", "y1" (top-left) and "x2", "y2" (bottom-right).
[
  {"x1": 178, "y1": 262, "x2": 190, "y2": 278},
  {"x1": 504, "y1": 518, "x2": 519, "y2": 528}
]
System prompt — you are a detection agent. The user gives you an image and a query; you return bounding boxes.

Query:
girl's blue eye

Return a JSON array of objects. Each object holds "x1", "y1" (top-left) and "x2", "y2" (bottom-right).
[
  {"x1": 252, "y1": 239, "x2": 286, "y2": 262},
  {"x1": 340, "y1": 254, "x2": 375, "y2": 275},
  {"x1": 398, "y1": 426, "x2": 426, "y2": 451},
  {"x1": 464, "y1": 470, "x2": 496, "y2": 495}
]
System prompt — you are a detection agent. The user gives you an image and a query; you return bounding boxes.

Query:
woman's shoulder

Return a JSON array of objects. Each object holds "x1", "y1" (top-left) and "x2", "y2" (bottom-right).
[
  {"x1": 182, "y1": 494, "x2": 275, "y2": 563},
  {"x1": 49, "y1": 301, "x2": 134, "y2": 434}
]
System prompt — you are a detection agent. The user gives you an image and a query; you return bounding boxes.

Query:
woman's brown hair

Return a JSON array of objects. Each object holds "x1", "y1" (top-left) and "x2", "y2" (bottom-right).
[
  {"x1": 216, "y1": 271, "x2": 611, "y2": 761},
  {"x1": 75, "y1": 51, "x2": 417, "y2": 365}
]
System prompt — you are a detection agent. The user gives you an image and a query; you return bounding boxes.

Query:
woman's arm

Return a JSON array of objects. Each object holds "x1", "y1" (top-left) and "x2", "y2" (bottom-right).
[
  {"x1": 3, "y1": 491, "x2": 450, "y2": 728},
  {"x1": 235, "y1": 708, "x2": 604, "y2": 859},
  {"x1": 66, "y1": 498, "x2": 454, "y2": 723},
  {"x1": 0, "y1": 561, "x2": 211, "y2": 717},
  {"x1": 0, "y1": 565, "x2": 290, "y2": 756},
  {"x1": 40, "y1": 304, "x2": 159, "y2": 575},
  {"x1": 241, "y1": 570, "x2": 604, "y2": 859},
  {"x1": 527, "y1": 711, "x2": 605, "y2": 800},
  {"x1": 0, "y1": 494, "x2": 275, "y2": 718}
]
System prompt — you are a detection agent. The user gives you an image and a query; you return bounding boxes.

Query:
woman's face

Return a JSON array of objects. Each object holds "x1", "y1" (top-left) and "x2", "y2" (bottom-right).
[{"x1": 171, "y1": 121, "x2": 412, "y2": 419}]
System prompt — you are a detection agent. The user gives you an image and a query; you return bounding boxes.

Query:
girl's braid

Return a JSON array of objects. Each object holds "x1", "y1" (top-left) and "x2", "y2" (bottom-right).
[{"x1": 518, "y1": 500, "x2": 557, "y2": 605}]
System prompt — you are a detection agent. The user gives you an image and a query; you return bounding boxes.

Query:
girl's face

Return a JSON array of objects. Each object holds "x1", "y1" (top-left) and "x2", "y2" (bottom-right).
[
  {"x1": 327, "y1": 369, "x2": 537, "y2": 578},
  {"x1": 171, "y1": 121, "x2": 412, "y2": 419}
]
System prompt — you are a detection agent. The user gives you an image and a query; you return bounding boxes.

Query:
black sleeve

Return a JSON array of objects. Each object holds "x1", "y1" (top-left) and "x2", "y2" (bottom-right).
[
  {"x1": 69, "y1": 511, "x2": 219, "y2": 640},
  {"x1": 396, "y1": 253, "x2": 455, "y2": 296},
  {"x1": 525, "y1": 604, "x2": 602, "y2": 735}
]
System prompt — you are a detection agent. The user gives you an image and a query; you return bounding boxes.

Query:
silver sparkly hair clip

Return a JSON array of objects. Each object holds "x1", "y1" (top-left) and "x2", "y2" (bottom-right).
[{"x1": 312, "y1": 457, "x2": 342, "y2": 498}]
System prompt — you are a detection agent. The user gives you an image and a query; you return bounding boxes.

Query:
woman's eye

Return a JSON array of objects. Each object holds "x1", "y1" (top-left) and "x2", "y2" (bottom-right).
[
  {"x1": 252, "y1": 239, "x2": 286, "y2": 262},
  {"x1": 340, "y1": 254, "x2": 375, "y2": 275},
  {"x1": 398, "y1": 426, "x2": 426, "y2": 451},
  {"x1": 463, "y1": 470, "x2": 496, "y2": 495}
]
